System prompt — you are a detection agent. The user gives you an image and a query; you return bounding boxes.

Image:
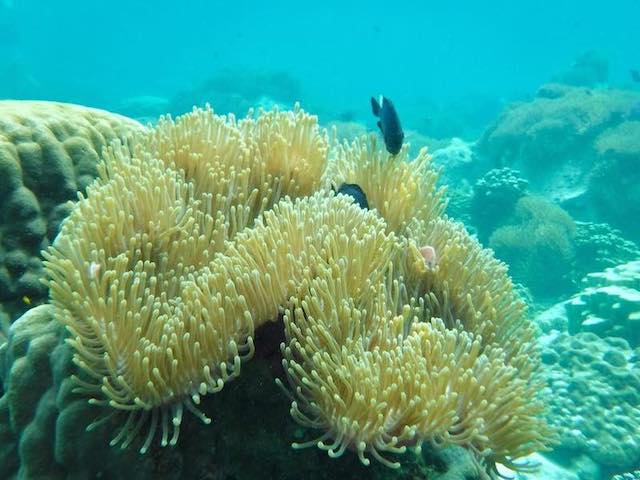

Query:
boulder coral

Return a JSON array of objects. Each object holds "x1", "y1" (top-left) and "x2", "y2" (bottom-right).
[
  {"x1": 566, "y1": 261, "x2": 640, "y2": 347},
  {"x1": 0, "y1": 101, "x2": 144, "y2": 321},
  {"x1": 1, "y1": 104, "x2": 554, "y2": 476},
  {"x1": 542, "y1": 331, "x2": 640, "y2": 474},
  {"x1": 488, "y1": 196, "x2": 576, "y2": 298}
]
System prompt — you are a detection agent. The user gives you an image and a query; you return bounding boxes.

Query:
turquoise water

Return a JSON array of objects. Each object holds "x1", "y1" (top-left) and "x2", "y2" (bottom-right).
[
  {"x1": 3, "y1": 0, "x2": 639, "y2": 128},
  {"x1": 1, "y1": 1, "x2": 640, "y2": 479}
]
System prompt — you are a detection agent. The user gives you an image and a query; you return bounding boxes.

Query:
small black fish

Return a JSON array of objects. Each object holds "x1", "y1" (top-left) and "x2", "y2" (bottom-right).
[
  {"x1": 334, "y1": 183, "x2": 369, "y2": 210},
  {"x1": 631, "y1": 69, "x2": 640, "y2": 83},
  {"x1": 371, "y1": 96, "x2": 404, "y2": 155}
]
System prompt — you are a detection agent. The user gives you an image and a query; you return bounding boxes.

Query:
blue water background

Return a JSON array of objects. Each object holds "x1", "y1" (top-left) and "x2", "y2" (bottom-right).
[{"x1": 1, "y1": 0, "x2": 639, "y2": 127}]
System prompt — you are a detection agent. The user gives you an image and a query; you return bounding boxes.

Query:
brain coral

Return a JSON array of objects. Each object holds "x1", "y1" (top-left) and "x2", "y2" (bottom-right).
[
  {"x1": 31, "y1": 104, "x2": 554, "y2": 475},
  {"x1": 0, "y1": 101, "x2": 144, "y2": 321}
]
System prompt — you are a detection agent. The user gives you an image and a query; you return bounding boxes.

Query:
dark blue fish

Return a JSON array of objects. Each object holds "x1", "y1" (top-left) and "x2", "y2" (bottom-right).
[
  {"x1": 371, "y1": 95, "x2": 404, "y2": 155},
  {"x1": 335, "y1": 183, "x2": 369, "y2": 210}
]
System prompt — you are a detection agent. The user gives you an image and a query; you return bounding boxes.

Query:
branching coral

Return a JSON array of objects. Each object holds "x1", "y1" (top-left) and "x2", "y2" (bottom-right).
[{"x1": 43, "y1": 104, "x2": 554, "y2": 472}]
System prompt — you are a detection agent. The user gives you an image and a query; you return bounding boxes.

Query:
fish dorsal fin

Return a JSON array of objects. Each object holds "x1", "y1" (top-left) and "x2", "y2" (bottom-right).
[{"x1": 370, "y1": 96, "x2": 381, "y2": 116}]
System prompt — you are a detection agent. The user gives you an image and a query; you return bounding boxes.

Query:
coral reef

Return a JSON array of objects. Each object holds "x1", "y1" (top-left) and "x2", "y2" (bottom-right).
[
  {"x1": 535, "y1": 301, "x2": 570, "y2": 335},
  {"x1": 443, "y1": 183, "x2": 473, "y2": 227},
  {"x1": 0, "y1": 101, "x2": 144, "y2": 321},
  {"x1": 589, "y1": 121, "x2": 640, "y2": 240},
  {"x1": 488, "y1": 196, "x2": 576, "y2": 298},
  {"x1": 470, "y1": 167, "x2": 529, "y2": 243},
  {"x1": 2, "y1": 104, "x2": 553, "y2": 477},
  {"x1": 573, "y1": 221, "x2": 640, "y2": 282},
  {"x1": 477, "y1": 84, "x2": 640, "y2": 239},
  {"x1": 541, "y1": 331, "x2": 640, "y2": 474},
  {"x1": 565, "y1": 261, "x2": 640, "y2": 347},
  {"x1": 431, "y1": 137, "x2": 484, "y2": 185}
]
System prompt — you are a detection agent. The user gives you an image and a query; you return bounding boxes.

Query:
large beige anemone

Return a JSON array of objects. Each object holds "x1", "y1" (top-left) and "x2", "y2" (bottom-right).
[{"x1": 43, "y1": 104, "x2": 554, "y2": 471}]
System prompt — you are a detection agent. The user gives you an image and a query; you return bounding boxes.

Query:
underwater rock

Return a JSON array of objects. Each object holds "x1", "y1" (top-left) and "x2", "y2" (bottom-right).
[
  {"x1": 566, "y1": 261, "x2": 640, "y2": 346},
  {"x1": 478, "y1": 84, "x2": 640, "y2": 239},
  {"x1": 0, "y1": 101, "x2": 144, "y2": 321},
  {"x1": 542, "y1": 331, "x2": 640, "y2": 473}
]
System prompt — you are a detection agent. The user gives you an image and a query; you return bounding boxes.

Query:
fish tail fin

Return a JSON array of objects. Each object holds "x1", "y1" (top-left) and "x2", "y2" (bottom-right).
[{"x1": 370, "y1": 96, "x2": 381, "y2": 116}]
